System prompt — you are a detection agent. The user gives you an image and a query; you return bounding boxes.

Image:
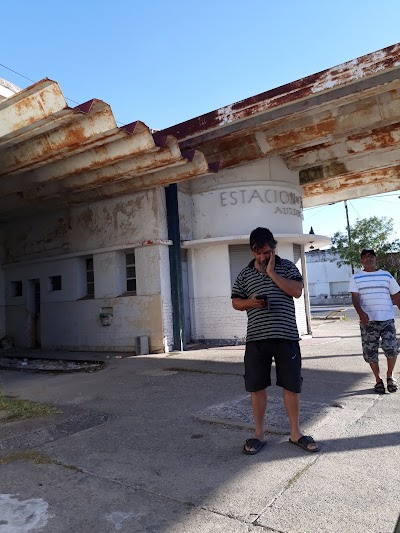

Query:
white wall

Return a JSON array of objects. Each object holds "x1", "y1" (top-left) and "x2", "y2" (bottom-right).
[
  {"x1": 182, "y1": 156, "x2": 311, "y2": 342},
  {"x1": 177, "y1": 185, "x2": 193, "y2": 241},
  {"x1": 189, "y1": 245, "x2": 248, "y2": 342},
  {"x1": 94, "y1": 252, "x2": 126, "y2": 298},
  {"x1": 190, "y1": 158, "x2": 303, "y2": 240},
  {"x1": 159, "y1": 245, "x2": 174, "y2": 351},
  {"x1": 306, "y1": 250, "x2": 352, "y2": 302},
  {"x1": 3, "y1": 188, "x2": 171, "y2": 352},
  {"x1": 41, "y1": 295, "x2": 163, "y2": 352}
]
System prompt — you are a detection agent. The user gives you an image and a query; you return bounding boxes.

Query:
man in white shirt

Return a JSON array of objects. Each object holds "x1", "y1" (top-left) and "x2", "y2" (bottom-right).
[{"x1": 349, "y1": 249, "x2": 400, "y2": 393}]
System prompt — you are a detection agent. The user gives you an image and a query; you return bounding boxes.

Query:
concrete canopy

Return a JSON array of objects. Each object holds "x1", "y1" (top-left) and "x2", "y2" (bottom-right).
[
  {"x1": 0, "y1": 80, "x2": 218, "y2": 222},
  {"x1": 1, "y1": 43, "x2": 400, "y2": 222},
  {"x1": 162, "y1": 43, "x2": 400, "y2": 208}
]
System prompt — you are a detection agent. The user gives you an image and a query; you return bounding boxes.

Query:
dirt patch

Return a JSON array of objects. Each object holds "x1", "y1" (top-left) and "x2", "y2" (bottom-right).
[{"x1": 0, "y1": 355, "x2": 105, "y2": 373}]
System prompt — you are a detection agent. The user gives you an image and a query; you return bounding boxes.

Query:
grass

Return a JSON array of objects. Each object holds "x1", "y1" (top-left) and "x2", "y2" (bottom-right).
[
  {"x1": 0, "y1": 450, "x2": 82, "y2": 471},
  {"x1": 0, "y1": 391, "x2": 61, "y2": 424}
]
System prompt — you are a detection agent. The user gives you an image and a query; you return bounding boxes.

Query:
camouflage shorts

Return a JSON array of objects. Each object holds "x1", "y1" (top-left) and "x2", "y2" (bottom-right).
[{"x1": 360, "y1": 320, "x2": 399, "y2": 363}]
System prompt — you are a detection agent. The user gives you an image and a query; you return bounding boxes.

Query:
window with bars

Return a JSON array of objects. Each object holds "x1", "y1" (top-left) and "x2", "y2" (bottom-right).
[
  {"x1": 126, "y1": 252, "x2": 136, "y2": 293},
  {"x1": 49, "y1": 275, "x2": 62, "y2": 291},
  {"x1": 11, "y1": 281, "x2": 23, "y2": 297},
  {"x1": 86, "y1": 257, "x2": 94, "y2": 297}
]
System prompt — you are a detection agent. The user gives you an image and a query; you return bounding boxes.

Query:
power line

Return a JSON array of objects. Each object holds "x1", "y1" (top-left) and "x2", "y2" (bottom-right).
[
  {"x1": 367, "y1": 197, "x2": 400, "y2": 205},
  {"x1": 364, "y1": 192, "x2": 400, "y2": 199},
  {"x1": 304, "y1": 192, "x2": 400, "y2": 212},
  {"x1": 348, "y1": 200, "x2": 360, "y2": 219},
  {"x1": 0, "y1": 63, "x2": 36, "y2": 83},
  {"x1": 0, "y1": 62, "x2": 79, "y2": 106},
  {"x1": 303, "y1": 203, "x2": 337, "y2": 212},
  {"x1": 0, "y1": 62, "x2": 126, "y2": 124}
]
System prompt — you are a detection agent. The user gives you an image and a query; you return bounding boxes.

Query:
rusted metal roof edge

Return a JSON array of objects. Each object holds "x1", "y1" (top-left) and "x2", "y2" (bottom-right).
[
  {"x1": 172, "y1": 69, "x2": 400, "y2": 152},
  {"x1": 161, "y1": 43, "x2": 400, "y2": 144},
  {"x1": 0, "y1": 78, "x2": 62, "y2": 110}
]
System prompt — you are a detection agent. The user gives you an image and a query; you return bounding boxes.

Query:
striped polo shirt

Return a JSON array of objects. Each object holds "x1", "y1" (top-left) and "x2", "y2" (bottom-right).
[
  {"x1": 349, "y1": 269, "x2": 400, "y2": 321},
  {"x1": 231, "y1": 256, "x2": 303, "y2": 341}
]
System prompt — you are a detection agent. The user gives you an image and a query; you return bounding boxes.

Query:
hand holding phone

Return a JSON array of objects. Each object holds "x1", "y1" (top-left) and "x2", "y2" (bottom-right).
[{"x1": 255, "y1": 294, "x2": 270, "y2": 310}]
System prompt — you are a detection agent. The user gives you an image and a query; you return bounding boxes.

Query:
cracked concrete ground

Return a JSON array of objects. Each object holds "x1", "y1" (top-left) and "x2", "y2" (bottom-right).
[{"x1": 0, "y1": 318, "x2": 399, "y2": 532}]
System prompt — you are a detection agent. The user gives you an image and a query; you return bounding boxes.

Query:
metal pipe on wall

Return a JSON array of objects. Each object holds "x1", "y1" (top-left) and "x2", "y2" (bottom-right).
[{"x1": 165, "y1": 184, "x2": 186, "y2": 351}]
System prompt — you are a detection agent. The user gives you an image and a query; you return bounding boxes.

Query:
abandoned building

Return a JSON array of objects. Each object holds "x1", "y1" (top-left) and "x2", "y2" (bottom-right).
[{"x1": 1, "y1": 42, "x2": 400, "y2": 352}]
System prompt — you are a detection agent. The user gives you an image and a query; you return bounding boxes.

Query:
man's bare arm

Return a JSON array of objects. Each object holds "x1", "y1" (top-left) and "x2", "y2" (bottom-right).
[
  {"x1": 391, "y1": 291, "x2": 400, "y2": 309},
  {"x1": 266, "y1": 273, "x2": 303, "y2": 298},
  {"x1": 351, "y1": 292, "x2": 369, "y2": 324},
  {"x1": 232, "y1": 295, "x2": 266, "y2": 311}
]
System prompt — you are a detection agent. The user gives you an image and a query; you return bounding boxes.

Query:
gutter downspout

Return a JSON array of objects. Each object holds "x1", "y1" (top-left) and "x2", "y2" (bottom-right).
[{"x1": 165, "y1": 184, "x2": 186, "y2": 351}]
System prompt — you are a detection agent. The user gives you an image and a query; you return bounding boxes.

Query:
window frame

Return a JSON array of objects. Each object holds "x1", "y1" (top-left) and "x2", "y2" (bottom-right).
[
  {"x1": 85, "y1": 256, "x2": 95, "y2": 298},
  {"x1": 11, "y1": 280, "x2": 23, "y2": 297},
  {"x1": 49, "y1": 275, "x2": 62, "y2": 292},
  {"x1": 125, "y1": 251, "x2": 137, "y2": 294}
]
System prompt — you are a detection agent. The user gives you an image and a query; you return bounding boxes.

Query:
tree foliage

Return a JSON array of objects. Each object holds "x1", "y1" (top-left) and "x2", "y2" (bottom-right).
[{"x1": 330, "y1": 216, "x2": 400, "y2": 276}]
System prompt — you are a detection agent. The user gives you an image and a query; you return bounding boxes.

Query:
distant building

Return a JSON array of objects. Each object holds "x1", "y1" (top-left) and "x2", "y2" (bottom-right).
[
  {"x1": 306, "y1": 250, "x2": 352, "y2": 305},
  {"x1": 0, "y1": 78, "x2": 20, "y2": 102}
]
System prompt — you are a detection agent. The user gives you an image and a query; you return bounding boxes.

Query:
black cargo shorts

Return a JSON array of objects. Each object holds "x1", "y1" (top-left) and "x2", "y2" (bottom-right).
[{"x1": 244, "y1": 339, "x2": 302, "y2": 393}]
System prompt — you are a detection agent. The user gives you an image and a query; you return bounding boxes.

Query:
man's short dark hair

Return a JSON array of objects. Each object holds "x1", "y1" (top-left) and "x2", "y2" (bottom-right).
[
  {"x1": 250, "y1": 227, "x2": 277, "y2": 251},
  {"x1": 360, "y1": 249, "x2": 376, "y2": 257}
]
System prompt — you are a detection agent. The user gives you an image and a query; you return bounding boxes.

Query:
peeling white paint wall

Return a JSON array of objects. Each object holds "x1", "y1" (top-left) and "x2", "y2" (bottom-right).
[
  {"x1": 3, "y1": 188, "x2": 169, "y2": 352},
  {"x1": 190, "y1": 158, "x2": 303, "y2": 240},
  {"x1": 6, "y1": 189, "x2": 168, "y2": 262},
  {"x1": 177, "y1": 186, "x2": 193, "y2": 241}
]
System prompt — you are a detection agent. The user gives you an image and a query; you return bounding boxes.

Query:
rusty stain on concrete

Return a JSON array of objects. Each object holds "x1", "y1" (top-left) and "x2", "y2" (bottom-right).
[
  {"x1": 2, "y1": 45, "x2": 400, "y2": 218},
  {"x1": 78, "y1": 208, "x2": 94, "y2": 227}
]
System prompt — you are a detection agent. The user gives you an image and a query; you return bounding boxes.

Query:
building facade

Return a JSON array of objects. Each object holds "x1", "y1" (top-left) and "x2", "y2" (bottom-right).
[
  {"x1": 306, "y1": 250, "x2": 352, "y2": 305},
  {"x1": 3, "y1": 189, "x2": 173, "y2": 352},
  {"x1": 178, "y1": 157, "x2": 324, "y2": 344},
  {"x1": 2, "y1": 42, "x2": 400, "y2": 352},
  {"x1": 2, "y1": 154, "x2": 328, "y2": 352}
]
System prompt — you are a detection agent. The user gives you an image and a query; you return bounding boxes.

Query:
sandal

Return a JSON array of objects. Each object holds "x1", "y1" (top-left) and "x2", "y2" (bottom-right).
[
  {"x1": 374, "y1": 380, "x2": 385, "y2": 394},
  {"x1": 243, "y1": 438, "x2": 266, "y2": 455},
  {"x1": 387, "y1": 377, "x2": 398, "y2": 393},
  {"x1": 289, "y1": 435, "x2": 319, "y2": 453}
]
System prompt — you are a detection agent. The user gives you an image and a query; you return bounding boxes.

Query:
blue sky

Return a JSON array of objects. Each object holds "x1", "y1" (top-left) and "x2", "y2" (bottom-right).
[
  {"x1": 2, "y1": 0, "x2": 400, "y2": 239},
  {"x1": 303, "y1": 193, "x2": 400, "y2": 242}
]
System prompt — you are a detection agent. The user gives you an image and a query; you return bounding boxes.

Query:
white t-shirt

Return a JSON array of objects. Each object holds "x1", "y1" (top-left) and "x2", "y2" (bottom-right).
[{"x1": 349, "y1": 269, "x2": 400, "y2": 321}]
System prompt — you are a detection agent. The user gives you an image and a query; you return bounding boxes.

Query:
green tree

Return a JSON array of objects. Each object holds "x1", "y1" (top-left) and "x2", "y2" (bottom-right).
[{"x1": 330, "y1": 216, "x2": 400, "y2": 277}]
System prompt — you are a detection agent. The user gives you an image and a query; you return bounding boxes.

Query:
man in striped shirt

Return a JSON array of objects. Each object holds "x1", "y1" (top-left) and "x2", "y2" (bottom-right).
[
  {"x1": 349, "y1": 248, "x2": 400, "y2": 394},
  {"x1": 231, "y1": 227, "x2": 319, "y2": 455}
]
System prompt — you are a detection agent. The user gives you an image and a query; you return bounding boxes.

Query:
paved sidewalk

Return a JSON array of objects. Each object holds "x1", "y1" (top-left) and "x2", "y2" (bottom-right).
[{"x1": 0, "y1": 318, "x2": 399, "y2": 532}]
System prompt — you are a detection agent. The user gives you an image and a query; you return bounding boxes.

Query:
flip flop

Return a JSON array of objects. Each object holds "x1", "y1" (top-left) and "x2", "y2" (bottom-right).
[
  {"x1": 374, "y1": 380, "x2": 385, "y2": 394},
  {"x1": 289, "y1": 435, "x2": 319, "y2": 452},
  {"x1": 243, "y1": 438, "x2": 266, "y2": 455},
  {"x1": 387, "y1": 377, "x2": 398, "y2": 393}
]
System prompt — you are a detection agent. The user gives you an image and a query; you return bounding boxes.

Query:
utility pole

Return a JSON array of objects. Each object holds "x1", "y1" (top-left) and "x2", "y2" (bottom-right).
[{"x1": 344, "y1": 200, "x2": 354, "y2": 274}]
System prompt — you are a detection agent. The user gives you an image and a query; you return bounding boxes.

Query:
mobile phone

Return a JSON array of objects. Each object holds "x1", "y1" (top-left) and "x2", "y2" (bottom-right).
[{"x1": 255, "y1": 294, "x2": 270, "y2": 310}]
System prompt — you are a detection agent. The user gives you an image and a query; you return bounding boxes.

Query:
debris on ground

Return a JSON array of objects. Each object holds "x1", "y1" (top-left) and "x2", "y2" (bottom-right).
[
  {"x1": 0, "y1": 356, "x2": 104, "y2": 373},
  {"x1": 0, "y1": 335, "x2": 15, "y2": 350}
]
